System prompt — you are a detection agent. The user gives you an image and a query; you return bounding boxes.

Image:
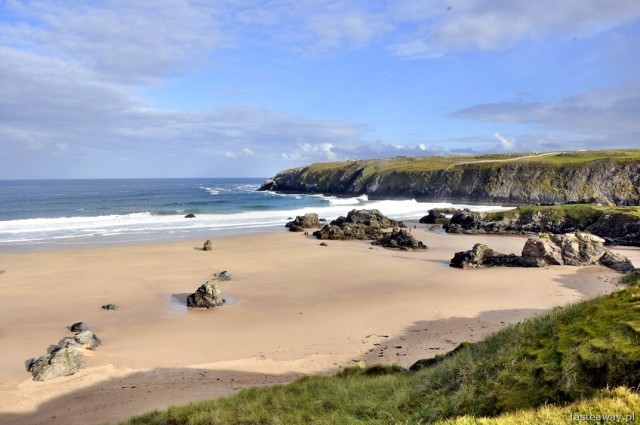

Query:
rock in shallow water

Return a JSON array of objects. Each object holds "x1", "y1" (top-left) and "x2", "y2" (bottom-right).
[{"x1": 187, "y1": 280, "x2": 225, "y2": 308}]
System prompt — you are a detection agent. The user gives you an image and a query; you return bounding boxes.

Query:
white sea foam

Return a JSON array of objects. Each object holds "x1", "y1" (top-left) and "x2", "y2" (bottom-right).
[{"x1": 0, "y1": 200, "x2": 512, "y2": 248}]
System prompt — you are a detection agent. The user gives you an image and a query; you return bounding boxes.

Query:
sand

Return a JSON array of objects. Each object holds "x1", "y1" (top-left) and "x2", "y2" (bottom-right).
[{"x1": 0, "y1": 228, "x2": 635, "y2": 425}]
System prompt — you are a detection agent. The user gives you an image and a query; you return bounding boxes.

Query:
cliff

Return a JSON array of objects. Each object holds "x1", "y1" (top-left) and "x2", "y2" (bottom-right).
[{"x1": 259, "y1": 150, "x2": 640, "y2": 206}]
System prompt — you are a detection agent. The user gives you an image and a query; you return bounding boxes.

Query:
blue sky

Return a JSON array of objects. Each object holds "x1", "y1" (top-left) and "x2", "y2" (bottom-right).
[{"x1": 1, "y1": 0, "x2": 639, "y2": 178}]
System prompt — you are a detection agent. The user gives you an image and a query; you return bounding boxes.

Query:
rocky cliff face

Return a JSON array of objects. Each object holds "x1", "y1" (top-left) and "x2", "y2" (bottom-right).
[{"x1": 260, "y1": 156, "x2": 640, "y2": 206}]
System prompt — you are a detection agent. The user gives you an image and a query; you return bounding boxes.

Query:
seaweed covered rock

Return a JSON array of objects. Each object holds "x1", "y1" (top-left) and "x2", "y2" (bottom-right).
[
  {"x1": 450, "y1": 243, "x2": 542, "y2": 269},
  {"x1": 313, "y1": 209, "x2": 404, "y2": 240},
  {"x1": 371, "y1": 228, "x2": 427, "y2": 250},
  {"x1": 187, "y1": 280, "x2": 225, "y2": 308},
  {"x1": 285, "y1": 213, "x2": 321, "y2": 232}
]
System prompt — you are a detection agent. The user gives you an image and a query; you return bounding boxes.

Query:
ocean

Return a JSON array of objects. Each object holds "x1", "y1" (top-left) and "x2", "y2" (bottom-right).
[{"x1": 0, "y1": 178, "x2": 509, "y2": 251}]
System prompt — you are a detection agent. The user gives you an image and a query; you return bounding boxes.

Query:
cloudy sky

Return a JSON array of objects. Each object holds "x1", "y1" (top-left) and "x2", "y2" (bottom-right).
[{"x1": 1, "y1": 0, "x2": 639, "y2": 178}]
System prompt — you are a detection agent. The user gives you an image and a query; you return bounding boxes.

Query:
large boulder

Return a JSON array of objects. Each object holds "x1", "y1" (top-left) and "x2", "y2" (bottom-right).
[
  {"x1": 286, "y1": 213, "x2": 321, "y2": 232},
  {"x1": 450, "y1": 243, "x2": 543, "y2": 269},
  {"x1": 313, "y1": 209, "x2": 404, "y2": 240},
  {"x1": 187, "y1": 280, "x2": 225, "y2": 308},
  {"x1": 521, "y1": 232, "x2": 635, "y2": 272},
  {"x1": 27, "y1": 330, "x2": 101, "y2": 381},
  {"x1": 371, "y1": 228, "x2": 428, "y2": 250}
]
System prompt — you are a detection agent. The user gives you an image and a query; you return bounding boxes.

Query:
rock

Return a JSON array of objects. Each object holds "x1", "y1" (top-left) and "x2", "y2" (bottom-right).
[
  {"x1": 419, "y1": 208, "x2": 458, "y2": 224},
  {"x1": 184, "y1": 213, "x2": 196, "y2": 218},
  {"x1": 320, "y1": 242, "x2": 328, "y2": 246},
  {"x1": 408, "y1": 342, "x2": 473, "y2": 372},
  {"x1": 521, "y1": 232, "x2": 635, "y2": 272},
  {"x1": 28, "y1": 346, "x2": 86, "y2": 381},
  {"x1": 203, "y1": 239, "x2": 213, "y2": 251},
  {"x1": 285, "y1": 213, "x2": 321, "y2": 232},
  {"x1": 27, "y1": 329, "x2": 102, "y2": 381},
  {"x1": 450, "y1": 243, "x2": 542, "y2": 269},
  {"x1": 70, "y1": 322, "x2": 89, "y2": 332},
  {"x1": 371, "y1": 228, "x2": 428, "y2": 251},
  {"x1": 313, "y1": 209, "x2": 404, "y2": 241},
  {"x1": 101, "y1": 304, "x2": 119, "y2": 310},
  {"x1": 213, "y1": 270, "x2": 231, "y2": 281},
  {"x1": 599, "y1": 251, "x2": 636, "y2": 273},
  {"x1": 187, "y1": 280, "x2": 225, "y2": 308}
]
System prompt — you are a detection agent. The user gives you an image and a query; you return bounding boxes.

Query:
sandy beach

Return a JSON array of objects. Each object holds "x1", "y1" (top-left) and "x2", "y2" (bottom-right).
[{"x1": 0, "y1": 228, "x2": 635, "y2": 425}]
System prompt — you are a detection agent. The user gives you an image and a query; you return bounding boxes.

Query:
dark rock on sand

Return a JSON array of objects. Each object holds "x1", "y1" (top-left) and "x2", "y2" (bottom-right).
[
  {"x1": 203, "y1": 239, "x2": 213, "y2": 251},
  {"x1": 187, "y1": 280, "x2": 225, "y2": 309},
  {"x1": 320, "y1": 242, "x2": 328, "y2": 246},
  {"x1": 313, "y1": 209, "x2": 404, "y2": 241},
  {"x1": 70, "y1": 322, "x2": 89, "y2": 332},
  {"x1": 101, "y1": 304, "x2": 119, "y2": 310},
  {"x1": 451, "y1": 232, "x2": 635, "y2": 272},
  {"x1": 184, "y1": 213, "x2": 196, "y2": 218},
  {"x1": 450, "y1": 243, "x2": 542, "y2": 269},
  {"x1": 286, "y1": 213, "x2": 321, "y2": 232},
  {"x1": 213, "y1": 270, "x2": 231, "y2": 281},
  {"x1": 371, "y1": 228, "x2": 427, "y2": 251}
]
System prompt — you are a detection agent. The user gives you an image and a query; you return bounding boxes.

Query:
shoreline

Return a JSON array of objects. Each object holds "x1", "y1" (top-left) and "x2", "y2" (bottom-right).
[{"x1": 0, "y1": 229, "x2": 636, "y2": 425}]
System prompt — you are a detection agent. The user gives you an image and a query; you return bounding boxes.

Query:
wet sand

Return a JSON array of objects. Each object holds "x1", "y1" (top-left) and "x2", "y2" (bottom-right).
[{"x1": 0, "y1": 228, "x2": 633, "y2": 425}]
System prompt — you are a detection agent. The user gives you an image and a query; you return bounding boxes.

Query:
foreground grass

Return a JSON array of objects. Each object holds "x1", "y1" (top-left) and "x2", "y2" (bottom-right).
[{"x1": 120, "y1": 281, "x2": 640, "y2": 425}]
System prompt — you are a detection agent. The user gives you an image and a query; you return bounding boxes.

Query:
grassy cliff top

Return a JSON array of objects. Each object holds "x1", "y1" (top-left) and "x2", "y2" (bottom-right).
[
  {"x1": 293, "y1": 149, "x2": 640, "y2": 174},
  {"x1": 122, "y1": 278, "x2": 640, "y2": 425},
  {"x1": 485, "y1": 204, "x2": 640, "y2": 222}
]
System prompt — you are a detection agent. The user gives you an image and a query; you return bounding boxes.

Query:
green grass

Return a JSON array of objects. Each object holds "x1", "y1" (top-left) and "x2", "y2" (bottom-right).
[
  {"x1": 298, "y1": 149, "x2": 640, "y2": 174},
  {"x1": 119, "y1": 278, "x2": 640, "y2": 425},
  {"x1": 484, "y1": 204, "x2": 640, "y2": 223}
]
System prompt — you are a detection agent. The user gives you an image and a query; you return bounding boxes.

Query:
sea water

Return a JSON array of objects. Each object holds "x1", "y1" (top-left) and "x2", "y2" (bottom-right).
[{"x1": 0, "y1": 178, "x2": 510, "y2": 251}]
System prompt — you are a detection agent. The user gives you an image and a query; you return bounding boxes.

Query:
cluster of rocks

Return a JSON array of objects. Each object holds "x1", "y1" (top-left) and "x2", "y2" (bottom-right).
[
  {"x1": 372, "y1": 228, "x2": 428, "y2": 251},
  {"x1": 286, "y1": 213, "x2": 322, "y2": 232},
  {"x1": 187, "y1": 279, "x2": 225, "y2": 308},
  {"x1": 444, "y1": 208, "x2": 640, "y2": 247},
  {"x1": 419, "y1": 208, "x2": 458, "y2": 225},
  {"x1": 312, "y1": 209, "x2": 405, "y2": 241},
  {"x1": 450, "y1": 232, "x2": 635, "y2": 273},
  {"x1": 27, "y1": 323, "x2": 101, "y2": 381}
]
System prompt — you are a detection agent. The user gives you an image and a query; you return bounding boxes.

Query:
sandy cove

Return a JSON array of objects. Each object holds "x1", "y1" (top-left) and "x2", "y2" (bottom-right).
[{"x1": 0, "y1": 228, "x2": 636, "y2": 425}]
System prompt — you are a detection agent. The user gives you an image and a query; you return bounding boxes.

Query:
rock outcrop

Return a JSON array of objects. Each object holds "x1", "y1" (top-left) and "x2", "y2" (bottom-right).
[
  {"x1": 313, "y1": 209, "x2": 404, "y2": 240},
  {"x1": 371, "y1": 228, "x2": 428, "y2": 251},
  {"x1": 184, "y1": 213, "x2": 196, "y2": 218},
  {"x1": 285, "y1": 213, "x2": 321, "y2": 232},
  {"x1": 451, "y1": 233, "x2": 635, "y2": 272},
  {"x1": 27, "y1": 330, "x2": 102, "y2": 381},
  {"x1": 444, "y1": 207, "x2": 640, "y2": 247},
  {"x1": 450, "y1": 243, "x2": 542, "y2": 269},
  {"x1": 259, "y1": 151, "x2": 640, "y2": 206},
  {"x1": 187, "y1": 280, "x2": 225, "y2": 308},
  {"x1": 521, "y1": 233, "x2": 635, "y2": 272}
]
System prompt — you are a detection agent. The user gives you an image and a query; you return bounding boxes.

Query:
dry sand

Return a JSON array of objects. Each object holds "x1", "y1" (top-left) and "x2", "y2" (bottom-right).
[{"x1": 0, "y1": 228, "x2": 635, "y2": 425}]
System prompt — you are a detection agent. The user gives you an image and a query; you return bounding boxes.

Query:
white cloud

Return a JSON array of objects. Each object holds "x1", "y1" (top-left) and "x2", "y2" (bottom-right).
[
  {"x1": 493, "y1": 132, "x2": 516, "y2": 150},
  {"x1": 242, "y1": 147, "x2": 254, "y2": 155},
  {"x1": 454, "y1": 83, "x2": 640, "y2": 138}
]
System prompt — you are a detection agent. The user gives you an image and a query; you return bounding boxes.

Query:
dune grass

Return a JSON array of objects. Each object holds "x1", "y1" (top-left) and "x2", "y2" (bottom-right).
[{"x1": 119, "y1": 278, "x2": 640, "y2": 425}]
